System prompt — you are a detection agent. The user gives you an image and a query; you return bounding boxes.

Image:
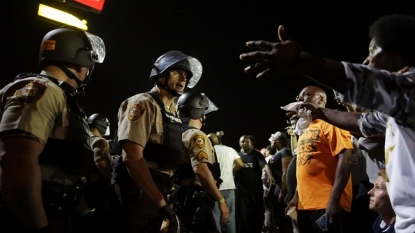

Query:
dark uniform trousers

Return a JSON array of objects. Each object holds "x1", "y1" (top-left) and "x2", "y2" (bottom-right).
[{"x1": 175, "y1": 186, "x2": 219, "y2": 233}]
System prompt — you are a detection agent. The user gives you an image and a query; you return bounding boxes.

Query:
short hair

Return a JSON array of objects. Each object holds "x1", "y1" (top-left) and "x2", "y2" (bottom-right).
[
  {"x1": 369, "y1": 14, "x2": 415, "y2": 65},
  {"x1": 267, "y1": 145, "x2": 276, "y2": 155},
  {"x1": 378, "y1": 167, "x2": 387, "y2": 179},
  {"x1": 241, "y1": 135, "x2": 256, "y2": 146}
]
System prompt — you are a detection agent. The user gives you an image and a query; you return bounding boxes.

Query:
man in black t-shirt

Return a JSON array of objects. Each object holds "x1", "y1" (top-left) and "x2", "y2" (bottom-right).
[{"x1": 235, "y1": 135, "x2": 267, "y2": 233}]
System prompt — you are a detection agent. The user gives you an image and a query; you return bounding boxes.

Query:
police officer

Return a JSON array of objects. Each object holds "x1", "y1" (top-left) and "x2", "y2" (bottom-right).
[
  {"x1": 88, "y1": 113, "x2": 112, "y2": 181},
  {"x1": 176, "y1": 92, "x2": 230, "y2": 232},
  {"x1": 86, "y1": 113, "x2": 118, "y2": 232},
  {"x1": 112, "y1": 51, "x2": 202, "y2": 232},
  {"x1": 0, "y1": 27, "x2": 105, "y2": 232}
]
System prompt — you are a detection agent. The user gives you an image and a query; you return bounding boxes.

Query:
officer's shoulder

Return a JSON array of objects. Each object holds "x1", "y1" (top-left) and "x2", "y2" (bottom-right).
[
  {"x1": 4, "y1": 76, "x2": 64, "y2": 102},
  {"x1": 91, "y1": 136, "x2": 108, "y2": 148},
  {"x1": 188, "y1": 128, "x2": 206, "y2": 136},
  {"x1": 126, "y1": 93, "x2": 157, "y2": 104}
]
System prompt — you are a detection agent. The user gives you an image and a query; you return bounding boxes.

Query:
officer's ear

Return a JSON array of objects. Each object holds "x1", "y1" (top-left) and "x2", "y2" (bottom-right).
[{"x1": 155, "y1": 73, "x2": 167, "y2": 85}]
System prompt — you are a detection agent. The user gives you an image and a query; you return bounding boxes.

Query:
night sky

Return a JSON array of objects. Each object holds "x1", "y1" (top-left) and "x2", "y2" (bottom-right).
[{"x1": 3, "y1": 0, "x2": 413, "y2": 150}]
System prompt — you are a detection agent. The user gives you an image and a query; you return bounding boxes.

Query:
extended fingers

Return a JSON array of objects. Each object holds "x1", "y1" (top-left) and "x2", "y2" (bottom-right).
[
  {"x1": 243, "y1": 62, "x2": 271, "y2": 78},
  {"x1": 245, "y1": 40, "x2": 274, "y2": 51},
  {"x1": 240, "y1": 49, "x2": 273, "y2": 61}
]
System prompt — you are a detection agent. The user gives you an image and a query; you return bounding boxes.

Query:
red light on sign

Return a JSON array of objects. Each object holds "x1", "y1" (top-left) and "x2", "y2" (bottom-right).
[{"x1": 74, "y1": 0, "x2": 105, "y2": 11}]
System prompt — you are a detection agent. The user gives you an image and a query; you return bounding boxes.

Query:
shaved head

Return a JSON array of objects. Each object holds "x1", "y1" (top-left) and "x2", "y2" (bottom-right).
[
  {"x1": 207, "y1": 133, "x2": 220, "y2": 145},
  {"x1": 298, "y1": 86, "x2": 327, "y2": 107}
]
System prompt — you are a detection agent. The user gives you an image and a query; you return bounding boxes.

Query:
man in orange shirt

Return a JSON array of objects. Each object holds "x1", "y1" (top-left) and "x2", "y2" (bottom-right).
[{"x1": 286, "y1": 86, "x2": 354, "y2": 233}]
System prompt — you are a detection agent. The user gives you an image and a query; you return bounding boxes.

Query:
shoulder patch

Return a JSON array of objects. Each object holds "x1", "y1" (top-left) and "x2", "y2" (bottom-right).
[
  {"x1": 192, "y1": 134, "x2": 205, "y2": 149},
  {"x1": 197, "y1": 151, "x2": 208, "y2": 161},
  {"x1": 128, "y1": 103, "x2": 146, "y2": 121},
  {"x1": 14, "y1": 81, "x2": 46, "y2": 104},
  {"x1": 42, "y1": 40, "x2": 56, "y2": 51}
]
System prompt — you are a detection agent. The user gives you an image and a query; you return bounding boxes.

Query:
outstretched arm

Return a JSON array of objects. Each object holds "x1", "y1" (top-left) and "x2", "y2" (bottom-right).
[
  {"x1": 240, "y1": 25, "x2": 347, "y2": 91},
  {"x1": 290, "y1": 103, "x2": 362, "y2": 134}
]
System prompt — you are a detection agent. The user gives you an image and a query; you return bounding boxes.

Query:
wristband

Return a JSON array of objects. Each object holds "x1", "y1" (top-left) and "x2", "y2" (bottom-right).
[{"x1": 218, "y1": 198, "x2": 225, "y2": 204}]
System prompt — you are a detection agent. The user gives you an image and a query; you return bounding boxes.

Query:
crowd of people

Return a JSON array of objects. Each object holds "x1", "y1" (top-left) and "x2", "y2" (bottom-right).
[{"x1": 0, "y1": 12, "x2": 414, "y2": 233}]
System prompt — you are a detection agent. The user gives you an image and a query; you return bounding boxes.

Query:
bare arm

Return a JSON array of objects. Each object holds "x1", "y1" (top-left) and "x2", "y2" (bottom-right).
[
  {"x1": 280, "y1": 156, "x2": 291, "y2": 193},
  {"x1": 121, "y1": 141, "x2": 166, "y2": 208},
  {"x1": 294, "y1": 103, "x2": 363, "y2": 136},
  {"x1": 326, "y1": 149, "x2": 353, "y2": 224},
  {"x1": 193, "y1": 163, "x2": 224, "y2": 202},
  {"x1": 240, "y1": 25, "x2": 348, "y2": 91},
  {"x1": 320, "y1": 108, "x2": 361, "y2": 133},
  {"x1": 193, "y1": 163, "x2": 230, "y2": 224},
  {"x1": 95, "y1": 157, "x2": 112, "y2": 181},
  {"x1": 233, "y1": 158, "x2": 243, "y2": 172},
  {"x1": 93, "y1": 139, "x2": 112, "y2": 181},
  {"x1": 264, "y1": 164, "x2": 275, "y2": 185},
  {"x1": 0, "y1": 138, "x2": 48, "y2": 231}
]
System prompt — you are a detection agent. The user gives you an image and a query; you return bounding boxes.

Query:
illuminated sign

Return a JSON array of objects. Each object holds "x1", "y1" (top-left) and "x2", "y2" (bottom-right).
[
  {"x1": 73, "y1": 0, "x2": 105, "y2": 12},
  {"x1": 38, "y1": 4, "x2": 88, "y2": 30}
]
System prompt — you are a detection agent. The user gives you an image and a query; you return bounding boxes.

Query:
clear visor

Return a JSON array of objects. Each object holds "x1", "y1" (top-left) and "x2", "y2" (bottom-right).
[
  {"x1": 104, "y1": 124, "x2": 110, "y2": 136},
  {"x1": 205, "y1": 96, "x2": 218, "y2": 114},
  {"x1": 187, "y1": 57, "x2": 202, "y2": 88},
  {"x1": 85, "y1": 32, "x2": 106, "y2": 63}
]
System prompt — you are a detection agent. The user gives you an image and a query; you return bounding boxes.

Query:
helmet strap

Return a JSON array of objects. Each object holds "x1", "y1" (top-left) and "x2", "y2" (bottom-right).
[
  {"x1": 201, "y1": 115, "x2": 206, "y2": 127},
  {"x1": 52, "y1": 62, "x2": 86, "y2": 94},
  {"x1": 156, "y1": 72, "x2": 182, "y2": 97}
]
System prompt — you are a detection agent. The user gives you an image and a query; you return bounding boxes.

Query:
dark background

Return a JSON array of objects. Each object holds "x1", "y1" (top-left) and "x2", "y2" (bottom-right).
[{"x1": 3, "y1": 0, "x2": 413, "y2": 150}]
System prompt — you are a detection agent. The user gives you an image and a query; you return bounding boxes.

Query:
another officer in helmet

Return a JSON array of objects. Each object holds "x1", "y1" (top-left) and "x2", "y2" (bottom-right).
[
  {"x1": 86, "y1": 113, "x2": 119, "y2": 230},
  {"x1": 175, "y1": 92, "x2": 230, "y2": 232},
  {"x1": 112, "y1": 51, "x2": 202, "y2": 232},
  {"x1": 88, "y1": 113, "x2": 112, "y2": 180},
  {"x1": 0, "y1": 26, "x2": 105, "y2": 232}
]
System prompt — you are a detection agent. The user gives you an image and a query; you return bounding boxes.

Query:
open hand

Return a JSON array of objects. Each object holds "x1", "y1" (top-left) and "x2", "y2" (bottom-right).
[{"x1": 240, "y1": 25, "x2": 303, "y2": 79}]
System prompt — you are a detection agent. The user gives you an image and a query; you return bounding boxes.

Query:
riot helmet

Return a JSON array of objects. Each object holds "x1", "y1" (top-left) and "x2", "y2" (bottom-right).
[
  {"x1": 39, "y1": 26, "x2": 106, "y2": 94},
  {"x1": 149, "y1": 51, "x2": 202, "y2": 96},
  {"x1": 88, "y1": 113, "x2": 110, "y2": 136},
  {"x1": 177, "y1": 92, "x2": 218, "y2": 120}
]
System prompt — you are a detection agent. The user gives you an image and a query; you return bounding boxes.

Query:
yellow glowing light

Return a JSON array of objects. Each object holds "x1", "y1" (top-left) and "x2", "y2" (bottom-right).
[{"x1": 38, "y1": 4, "x2": 88, "y2": 30}]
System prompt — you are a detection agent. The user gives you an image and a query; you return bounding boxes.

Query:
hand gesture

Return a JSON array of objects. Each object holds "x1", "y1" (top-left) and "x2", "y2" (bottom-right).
[
  {"x1": 240, "y1": 25, "x2": 303, "y2": 79},
  {"x1": 285, "y1": 102, "x2": 325, "y2": 122}
]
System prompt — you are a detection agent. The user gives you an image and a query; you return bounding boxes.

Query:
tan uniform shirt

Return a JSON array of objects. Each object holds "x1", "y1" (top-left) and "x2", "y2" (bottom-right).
[
  {"x1": 181, "y1": 128, "x2": 215, "y2": 186},
  {"x1": 117, "y1": 87, "x2": 177, "y2": 174},
  {"x1": 90, "y1": 134, "x2": 112, "y2": 162},
  {"x1": 0, "y1": 75, "x2": 84, "y2": 186},
  {"x1": 0, "y1": 76, "x2": 68, "y2": 143}
]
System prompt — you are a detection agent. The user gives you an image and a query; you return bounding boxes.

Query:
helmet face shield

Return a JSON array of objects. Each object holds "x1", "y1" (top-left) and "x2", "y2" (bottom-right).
[
  {"x1": 39, "y1": 27, "x2": 106, "y2": 68},
  {"x1": 205, "y1": 96, "x2": 218, "y2": 114},
  {"x1": 85, "y1": 32, "x2": 105, "y2": 63},
  {"x1": 187, "y1": 57, "x2": 202, "y2": 88},
  {"x1": 177, "y1": 92, "x2": 218, "y2": 119},
  {"x1": 150, "y1": 51, "x2": 202, "y2": 88},
  {"x1": 104, "y1": 123, "x2": 110, "y2": 136}
]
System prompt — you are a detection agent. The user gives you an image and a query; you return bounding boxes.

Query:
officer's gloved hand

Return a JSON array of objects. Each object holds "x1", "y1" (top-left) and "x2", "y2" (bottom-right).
[{"x1": 158, "y1": 204, "x2": 177, "y2": 226}]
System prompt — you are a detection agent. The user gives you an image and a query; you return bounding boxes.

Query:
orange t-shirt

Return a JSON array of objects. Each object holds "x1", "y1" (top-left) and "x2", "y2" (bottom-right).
[{"x1": 296, "y1": 119, "x2": 353, "y2": 211}]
